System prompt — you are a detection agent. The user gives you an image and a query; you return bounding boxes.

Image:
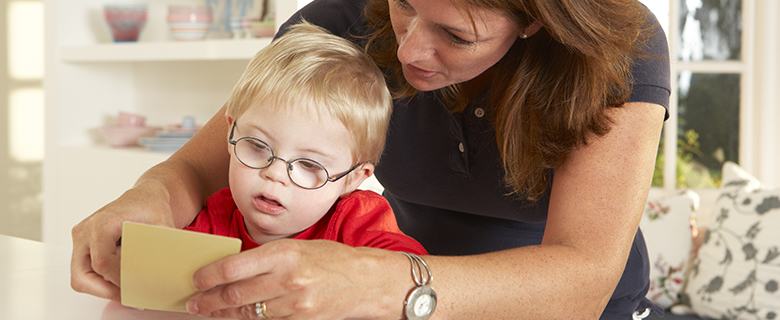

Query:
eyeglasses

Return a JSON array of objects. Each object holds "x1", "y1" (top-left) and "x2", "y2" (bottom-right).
[{"x1": 228, "y1": 121, "x2": 360, "y2": 190}]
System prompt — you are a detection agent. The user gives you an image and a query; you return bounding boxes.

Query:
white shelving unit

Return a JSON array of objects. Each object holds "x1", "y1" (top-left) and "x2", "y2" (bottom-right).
[
  {"x1": 42, "y1": 0, "x2": 298, "y2": 246},
  {"x1": 60, "y1": 39, "x2": 273, "y2": 62}
]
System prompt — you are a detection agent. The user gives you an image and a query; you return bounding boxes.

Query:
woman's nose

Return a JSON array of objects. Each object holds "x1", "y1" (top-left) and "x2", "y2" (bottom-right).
[{"x1": 396, "y1": 19, "x2": 435, "y2": 64}]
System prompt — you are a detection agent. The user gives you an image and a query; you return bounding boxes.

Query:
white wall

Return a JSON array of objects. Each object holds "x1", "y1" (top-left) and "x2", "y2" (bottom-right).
[{"x1": 753, "y1": 0, "x2": 780, "y2": 188}]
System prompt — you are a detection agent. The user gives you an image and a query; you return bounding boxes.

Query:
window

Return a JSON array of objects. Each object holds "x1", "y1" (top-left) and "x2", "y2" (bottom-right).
[
  {"x1": 1, "y1": 0, "x2": 44, "y2": 241},
  {"x1": 641, "y1": 0, "x2": 750, "y2": 190}
]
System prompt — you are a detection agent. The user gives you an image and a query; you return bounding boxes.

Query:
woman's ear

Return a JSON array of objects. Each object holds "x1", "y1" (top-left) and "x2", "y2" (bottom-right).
[
  {"x1": 340, "y1": 163, "x2": 375, "y2": 198},
  {"x1": 520, "y1": 20, "x2": 543, "y2": 39}
]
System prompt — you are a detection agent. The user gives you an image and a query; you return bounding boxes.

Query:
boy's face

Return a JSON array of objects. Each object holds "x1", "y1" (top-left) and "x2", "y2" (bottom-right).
[{"x1": 228, "y1": 103, "x2": 368, "y2": 244}]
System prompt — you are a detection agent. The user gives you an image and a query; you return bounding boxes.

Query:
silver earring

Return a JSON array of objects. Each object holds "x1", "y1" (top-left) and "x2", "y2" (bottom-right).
[{"x1": 521, "y1": 33, "x2": 528, "y2": 39}]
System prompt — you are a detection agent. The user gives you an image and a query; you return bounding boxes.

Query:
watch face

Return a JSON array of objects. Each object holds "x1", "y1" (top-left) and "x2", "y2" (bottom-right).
[
  {"x1": 414, "y1": 294, "x2": 432, "y2": 316},
  {"x1": 406, "y1": 286, "x2": 437, "y2": 320}
]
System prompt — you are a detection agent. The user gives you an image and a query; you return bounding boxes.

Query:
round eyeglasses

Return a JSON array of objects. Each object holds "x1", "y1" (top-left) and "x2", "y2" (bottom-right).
[{"x1": 228, "y1": 122, "x2": 360, "y2": 190}]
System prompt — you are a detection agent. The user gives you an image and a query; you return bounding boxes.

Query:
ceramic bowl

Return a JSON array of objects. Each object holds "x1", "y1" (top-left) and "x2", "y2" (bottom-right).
[
  {"x1": 167, "y1": 5, "x2": 212, "y2": 41},
  {"x1": 104, "y1": 4, "x2": 148, "y2": 42},
  {"x1": 249, "y1": 21, "x2": 275, "y2": 38},
  {"x1": 101, "y1": 126, "x2": 161, "y2": 147},
  {"x1": 118, "y1": 111, "x2": 146, "y2": 127}
]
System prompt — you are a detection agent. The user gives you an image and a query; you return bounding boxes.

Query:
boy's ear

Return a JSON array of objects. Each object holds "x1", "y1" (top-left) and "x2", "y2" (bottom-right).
[
  {"x1": 340, "y1": 163, "x2": 375, "y2": 198},
  {"x1": 226, "y1": 116, "x2": 234, "y2": 155}
]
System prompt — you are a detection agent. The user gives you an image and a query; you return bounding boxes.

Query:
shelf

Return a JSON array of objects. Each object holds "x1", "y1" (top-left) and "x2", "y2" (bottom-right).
[{"x1": 59, "y1": 38, "x2": 272, "y2": 62}]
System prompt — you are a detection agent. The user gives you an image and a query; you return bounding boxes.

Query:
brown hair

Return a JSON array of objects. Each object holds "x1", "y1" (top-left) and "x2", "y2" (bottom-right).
[{"x1": 364, "y1": 0, "x2": 654, "y2": 200}]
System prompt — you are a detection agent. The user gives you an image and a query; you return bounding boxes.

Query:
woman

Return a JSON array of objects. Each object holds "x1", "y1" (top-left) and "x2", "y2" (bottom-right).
[{"x1": 70, "y1": 0, "x2": 670, "y2": 319}]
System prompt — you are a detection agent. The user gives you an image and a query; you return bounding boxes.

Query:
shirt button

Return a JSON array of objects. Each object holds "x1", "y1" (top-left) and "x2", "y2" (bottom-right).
[
  {"x1": 474, "y1": 108, "x2": 485, "y2": 118},
  {"x1": 458, "y1": 142, "x2": 465, "y2": 152}
]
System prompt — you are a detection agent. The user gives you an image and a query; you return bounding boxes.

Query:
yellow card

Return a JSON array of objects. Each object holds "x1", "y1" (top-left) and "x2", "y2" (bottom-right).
[{"x1": 120, "y1": 221, "x2": 242, "y2": 312}]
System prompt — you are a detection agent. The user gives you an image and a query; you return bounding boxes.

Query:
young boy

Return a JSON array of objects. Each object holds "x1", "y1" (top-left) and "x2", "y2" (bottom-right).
[{"x1": 183, "y1": 22, "x2": 426, "y2": 255}]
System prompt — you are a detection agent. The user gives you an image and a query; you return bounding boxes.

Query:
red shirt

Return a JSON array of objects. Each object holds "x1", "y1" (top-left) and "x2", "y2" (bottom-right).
[{"x1": 184, "y1": 188, "x2": 427, "y2": 255}]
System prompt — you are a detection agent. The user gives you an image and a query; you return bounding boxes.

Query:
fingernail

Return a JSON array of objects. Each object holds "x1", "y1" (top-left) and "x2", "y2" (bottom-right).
[{"x1": 187, "y1": 301, "x2": 199, "y2": 314}]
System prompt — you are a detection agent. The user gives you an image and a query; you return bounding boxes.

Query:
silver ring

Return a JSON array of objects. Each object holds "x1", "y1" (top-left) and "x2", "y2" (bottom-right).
[{"x1": 255, "y1": 301, "x2": 272, "y2": 319}]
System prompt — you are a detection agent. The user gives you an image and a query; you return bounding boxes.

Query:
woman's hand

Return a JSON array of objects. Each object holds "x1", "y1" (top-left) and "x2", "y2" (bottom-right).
[
  {"x1": 70, "y1": 179, "x2": 176, "y2": 301},
  {"x1": 187, "y1": 239, "x2": 408, "y2": 320}
]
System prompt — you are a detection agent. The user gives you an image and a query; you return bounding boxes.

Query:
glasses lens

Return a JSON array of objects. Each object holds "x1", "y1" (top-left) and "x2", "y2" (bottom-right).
[
  {"x1": 236, "y1": 138, "x2": 273, "y2": 169},
  {"x1": 289, "y1": 159, "x2": 328, "y2": 189}
]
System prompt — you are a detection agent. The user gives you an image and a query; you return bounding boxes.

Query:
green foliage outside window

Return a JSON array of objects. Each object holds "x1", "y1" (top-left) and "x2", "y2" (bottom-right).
[{"x1": 652, "y1": 129, "x2": 723, "y2": 189}]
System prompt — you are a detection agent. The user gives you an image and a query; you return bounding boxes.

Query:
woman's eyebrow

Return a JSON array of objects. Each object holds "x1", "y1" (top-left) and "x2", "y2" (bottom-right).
[{"x1": 434, "y1": 22, "x2": 475, "y2": 36}]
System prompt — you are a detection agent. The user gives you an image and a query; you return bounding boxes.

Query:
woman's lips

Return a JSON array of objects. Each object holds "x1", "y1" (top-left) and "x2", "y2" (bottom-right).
[
  {"x1": 253, "y1": 195, "x2": 285, "y2": 215},
  {"x1": 405, "y1": 64, "x2": 438, "y2": 79}
]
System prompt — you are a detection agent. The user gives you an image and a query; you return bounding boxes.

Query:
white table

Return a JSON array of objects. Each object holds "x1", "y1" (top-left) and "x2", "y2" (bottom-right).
[{"x1": 0, "y1": 234, "x2": 226, "y2": 320}]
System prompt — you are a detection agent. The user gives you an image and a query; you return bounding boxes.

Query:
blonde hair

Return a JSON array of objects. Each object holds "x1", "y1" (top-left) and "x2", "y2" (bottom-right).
[{"x1": 226, "y1": 21, "x2": 392, "y2": 165}]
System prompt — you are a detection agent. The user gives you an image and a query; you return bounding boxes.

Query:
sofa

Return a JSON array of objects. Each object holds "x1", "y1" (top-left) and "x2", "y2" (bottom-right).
[{"x1": 638, "y1": 162, "x2": 780, "y2": 320}]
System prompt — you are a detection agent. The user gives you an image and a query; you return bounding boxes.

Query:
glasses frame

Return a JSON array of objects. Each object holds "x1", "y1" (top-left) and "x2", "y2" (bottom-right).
[{"x1": 228, "y1": 121, "x2": 361, "y2": 190}]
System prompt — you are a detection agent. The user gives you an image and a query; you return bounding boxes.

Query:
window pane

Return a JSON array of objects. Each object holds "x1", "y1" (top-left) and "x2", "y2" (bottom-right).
[
  {"x1": 9, "y1": 88, "x2": 45, "y2": 162},
  {"x1": 652, "y1": 143, "x2": 664, "y2": 187},
  {"x1": 678, "y1": 0, "x2": 742, "y2": 61},
  {"x1": 639, "y1": 0, "x2": 669, "y2": 37},
  {"x1": 676, "y1": 72, "x2": 739, "y2": 188},
  {"x1": 7, "y1": 1, "x2": 44, "y2": 80}
]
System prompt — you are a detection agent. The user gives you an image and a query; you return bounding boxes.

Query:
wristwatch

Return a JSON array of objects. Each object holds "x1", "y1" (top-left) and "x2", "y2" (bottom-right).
[{"x1": 401, "y1": 252, "x2": 437, "y2": 320}]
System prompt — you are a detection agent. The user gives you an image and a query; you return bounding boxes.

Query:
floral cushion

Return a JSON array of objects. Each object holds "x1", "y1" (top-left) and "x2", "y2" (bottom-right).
[
  {"x1": 682, "y1": 162, "x2": 780, "y2": 319},
  {"x1": 641, "y1": 190, "x2": 699, "y2": 309}
]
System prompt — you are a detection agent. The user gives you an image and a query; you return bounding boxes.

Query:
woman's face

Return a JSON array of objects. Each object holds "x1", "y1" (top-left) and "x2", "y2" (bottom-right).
[{"x1": 388, "y1": 0, "x2": 522, "y2": 91}]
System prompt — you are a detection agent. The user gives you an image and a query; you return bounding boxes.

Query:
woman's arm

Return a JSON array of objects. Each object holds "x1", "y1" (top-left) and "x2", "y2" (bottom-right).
[
  {"x1": 70, "y1": 105, "x2": 232, "y2": 301},
  {"x1": 432, "y1": 101, "x2": 667, "y2": 319},
  {"x1": 185, "y1": 102, "x2": 665, "y2": 319}
]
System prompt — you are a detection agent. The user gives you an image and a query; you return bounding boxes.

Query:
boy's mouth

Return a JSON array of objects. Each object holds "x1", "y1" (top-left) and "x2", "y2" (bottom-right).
[
  {"x1": 253, "y1": 195, "x2": 285, "y2": 215},
  {"x1": 260, "y1": 196, "x2": 281, "y2": 207}
]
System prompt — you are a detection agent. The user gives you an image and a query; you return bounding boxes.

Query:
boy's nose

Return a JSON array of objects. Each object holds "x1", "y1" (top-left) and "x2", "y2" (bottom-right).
[{"x1": 261, "y1": 158, "x2": 291, "y2": 186}]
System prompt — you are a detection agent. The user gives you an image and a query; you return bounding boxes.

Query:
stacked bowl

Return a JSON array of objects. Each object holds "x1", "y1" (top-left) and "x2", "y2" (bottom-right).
[
  {"x1": 100, "y1": 112, "x2": 161, "y2": 147},
  {"x1": 167, "y1": 5, "x2": 212, "y2": 41},
  {"x1": 104, "y1": 4, "x2": 148, "y2": 42}
]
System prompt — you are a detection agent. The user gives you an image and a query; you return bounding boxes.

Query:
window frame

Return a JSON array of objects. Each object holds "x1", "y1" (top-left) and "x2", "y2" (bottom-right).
[
  {"x1": 661, "y1": 0, "x2": 754, "y2": 192},
  {"x1": 652, "y1": 0, "x2": 780, "y2": 223}
]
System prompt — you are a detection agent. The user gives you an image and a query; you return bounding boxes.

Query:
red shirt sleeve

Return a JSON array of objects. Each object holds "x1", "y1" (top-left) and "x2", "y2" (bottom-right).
[
  {"x1": 297, "y1": 190, "x2": 428, "y2": 255},
  {"x1": 183, "y1": 188, "x2": 236, "y2": 238}
]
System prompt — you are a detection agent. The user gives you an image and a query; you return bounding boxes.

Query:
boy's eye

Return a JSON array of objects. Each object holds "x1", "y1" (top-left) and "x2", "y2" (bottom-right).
[
  {"x1": 248, "y1": 140, "x2": 269, "y2": 152},
  {"x1": 295, "y1": 159, "x2": 325, "y2": 173}
]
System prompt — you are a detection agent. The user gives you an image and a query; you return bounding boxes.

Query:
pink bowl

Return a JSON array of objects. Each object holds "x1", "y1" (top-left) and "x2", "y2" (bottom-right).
[
  {"x1": 167, "y1": 13, "x2": 212, "y2": 23},
  {"x1": 168, "y1": 5, "x2": 211, "y2": 14},
  {"x1": 250, "y1": 22, "x2": 275, "y2": 38},
  {"x1": 167, "y1": 5, "x2": 212, "y2": 22},
  {"x1": 118, "y1": 111, "x2": 146, "y2": 127},
  {"x1": 101, "y1": 126, "x2": 161, "y2": 147},
  {"x1": 104, "y1": 4, "x2": 148, "y2": 42}
]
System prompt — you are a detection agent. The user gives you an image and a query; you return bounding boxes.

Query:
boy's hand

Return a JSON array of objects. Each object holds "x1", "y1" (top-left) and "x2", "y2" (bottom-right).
[{"x1": 70, "y1": 182, "x2": 176, "y2": 301}]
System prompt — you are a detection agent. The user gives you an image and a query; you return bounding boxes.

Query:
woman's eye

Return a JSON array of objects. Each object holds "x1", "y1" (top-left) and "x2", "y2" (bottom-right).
[
  {"x1": 393, "y1": 0, "x2": 412, "y2": 10},
  {"x1": 447, "y1": 32, "x2": 474, "y2": 46}
]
